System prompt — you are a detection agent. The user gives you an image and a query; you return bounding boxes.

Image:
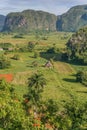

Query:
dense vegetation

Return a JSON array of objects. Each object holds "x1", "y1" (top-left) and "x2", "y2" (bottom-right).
[
  {"x1": 2, "y1": 10, "x2": 57, "y2": 33},
  {"x1": 0, "y1": 77, "x2": 87, "y2": 130},
  {"x1": 0, "y1": 55, "x2": 11, "y2": 69},
  {"x1": 57, "y1": 5, "x2": 87, "y2": 32},
  {"x1": 76, "y1": 71, "x2": 87, "y2": 86},
  {"x1": 0, "y1": 30, "x2": 87, "y2": 129},
  {"x1": 63, "y1": 27, "x2": 87, "y2": 65},
  {"x1": 1, "y1": 4, "x2": 87, "y2": 130},
  {"x1": 2, "y1": 5, "x2": 87, "y2": 33}
]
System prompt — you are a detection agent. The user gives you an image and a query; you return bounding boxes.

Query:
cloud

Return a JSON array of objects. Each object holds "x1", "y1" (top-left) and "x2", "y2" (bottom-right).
[{"x1": 0, "y1": 0, "x2": 87, "y2": 15}]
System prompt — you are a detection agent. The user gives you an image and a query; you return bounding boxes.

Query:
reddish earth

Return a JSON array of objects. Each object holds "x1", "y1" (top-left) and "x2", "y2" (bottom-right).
[{"x1": 0, "y1": 74, "x2": 13, "y2": 82}]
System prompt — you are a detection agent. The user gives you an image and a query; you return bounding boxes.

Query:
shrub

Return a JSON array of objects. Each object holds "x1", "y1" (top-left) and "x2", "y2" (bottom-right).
[
  {"x1": 33, "y1": 51, "x2": 40, "y2": 58},
  {"x1": 32, "y1": 61, "x2": 38, "y2": 67},
  {"x1": 46, "y1": 47, "x2": 59, "y2": 54},
  {"x1": 0, "y1": 42, "x2": 13, "y2": 51},
  {"x1": 76, "y1": 71, "x2": 87, "y2": 86},
  {"x1": 0, "y1": 55, "x2": 11, "y2": 69},
  {"x1": 13, "y1": 34, "x2": 24, "y2": 38},
  {"x1": 27, "y1": 42, "x2": 35, "y2": 52},
  {"x1": 12, "y1": 54, "x2": 20, "y2": 60}
]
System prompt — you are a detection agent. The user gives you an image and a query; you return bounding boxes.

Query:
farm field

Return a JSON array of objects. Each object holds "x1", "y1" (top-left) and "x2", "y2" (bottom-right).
[
  {"x1": 0, "y1": 31, "x2": 87, "y2": 106},
  {"x1": 1, "y1": 3, "x2": 87, "y2": 129},
  {"x1": 0, "y1": 31, "x2": 87, "y2": 130}
]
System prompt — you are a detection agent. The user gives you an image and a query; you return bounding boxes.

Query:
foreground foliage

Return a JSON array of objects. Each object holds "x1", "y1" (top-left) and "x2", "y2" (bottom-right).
[
  {"x1": 76, "y1": 71, "x2": 87, "y2": 86},
  {"x1": 65, "y1": 27, "x2": 87, "y2": 65},
  {"x1": 0, "y1": 72, "x2": 87, "y2": 129},
  {"x1": 0, "y1": 31, "x2": 87, "y2": 129}
]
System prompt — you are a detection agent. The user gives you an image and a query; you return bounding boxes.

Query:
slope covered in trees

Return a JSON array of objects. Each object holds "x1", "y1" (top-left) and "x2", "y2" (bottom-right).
[
  {"x1": 2, "y1": 5, "x2": 87, "y2": 33},
  {"x1": 65, "y1": 27, "x2": 87, "y2": 64},
  {"x1": 2, "y1": 10, "x2": 57, "y2": 33},
  {"x1": 0, "y1": 31, "x2": 87, "y2": 129},
  {"x1": 57, "y1": 5, "x2": 87, "y2": 32}
]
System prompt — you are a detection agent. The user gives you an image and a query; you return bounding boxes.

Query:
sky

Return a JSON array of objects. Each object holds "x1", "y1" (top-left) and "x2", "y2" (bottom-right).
[{"x1": 0, "y1": 0, "x2": 87, "y2": 15}]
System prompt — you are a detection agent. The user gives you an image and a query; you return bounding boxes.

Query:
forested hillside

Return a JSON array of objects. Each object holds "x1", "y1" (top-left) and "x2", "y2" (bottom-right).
[
  {"x1": 65, "y1": 27, "x2": 87, "y2": 65},
  {"x1": 57, "y1": 5, "x2": 87, "y2": 32},
  {"x1": 2, "y1": 10, "x2": 57, "y2": 33},
  {"x1": 2, "y1": 5, "x2": 87, "y2": 33}
]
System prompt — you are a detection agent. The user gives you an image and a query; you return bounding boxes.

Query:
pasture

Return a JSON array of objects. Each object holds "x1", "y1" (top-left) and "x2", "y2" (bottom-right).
[{"x1": 0, "y1": 31, "x2": 87, "y2": 106}]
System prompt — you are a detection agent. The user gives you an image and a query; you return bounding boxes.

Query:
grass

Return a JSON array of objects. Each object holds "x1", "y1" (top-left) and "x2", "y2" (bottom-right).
[{"x1": 0, "y1": 31, "x2": 87, "y2": 107}]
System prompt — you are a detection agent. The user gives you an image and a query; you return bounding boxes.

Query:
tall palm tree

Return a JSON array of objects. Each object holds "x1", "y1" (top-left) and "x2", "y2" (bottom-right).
[
  {"x1": 28, "y1": 73, "x2": 46, "y2": 93},
  {"x1": 28, "y1": 73, "x2": 47, "y2": 105}
]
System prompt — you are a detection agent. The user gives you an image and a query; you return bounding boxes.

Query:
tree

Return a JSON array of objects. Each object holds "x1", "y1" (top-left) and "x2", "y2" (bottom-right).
[
  {"x1": 0, "y1": 79, "x2": 34, "y2": 130},
  {"x1": 76, "y1": 71, "x2": 84, "y2": 83},
  {"x1": 12, "y1": 54, "x2": 20, "y2": 60},
  {"x1": 0, "y1": 55, "x2": 11, "y2": 69},
  {"x1": 76, "y1": 71, "x2": 87, "y2": 86},
  {"x1": 27, "y1": 42, "x2": 35, "y2": 52},
  {"x1": 40, "y1": 99, "x2": 59, "y2": 129},
  {"x1": 28, "y1": 73, "x2": 46, "y2": 93},
  {"x1": 65, "y1": 99, "x2": 87, "y2": 130},
  {"x1": 27, "y1": 73, "x2": 46, "y2": 105},
  {"x1": 0, "y1": 79, "x2": 23, "y2": 129},
  {"x1": 33, "y1": 51, "x2": 40, "y2": 58},
  {"x1": 0, "y1": 42, "x2": 13, "y2": 50}
]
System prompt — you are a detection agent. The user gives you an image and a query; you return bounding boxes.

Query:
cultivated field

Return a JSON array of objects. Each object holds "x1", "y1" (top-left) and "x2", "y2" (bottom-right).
[{"x1": 0, "y1": 31, "x2": 87, "y2": 106}]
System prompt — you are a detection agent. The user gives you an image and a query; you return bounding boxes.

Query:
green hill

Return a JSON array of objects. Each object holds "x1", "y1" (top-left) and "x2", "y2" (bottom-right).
[
  {"x1": 66, "y1": 26, "x2": 87, "y2": 64},
  {"x1": 3, "y1": 5, "x2": 87, "y2": 33},
  {"x1": 2, "y1": 10, "x2": 57, "y2": 33},
  {"x1": 57, "y1": 5, "x2": 87, "y2": 32}
]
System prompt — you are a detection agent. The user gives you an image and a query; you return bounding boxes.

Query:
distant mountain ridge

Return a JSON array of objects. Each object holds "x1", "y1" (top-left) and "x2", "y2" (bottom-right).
[
  {"x1": 2, "y1": 10, "x2": 57, "y2": 33},
  {"x1": 0, "y1": 15, "x2": 5, "y2": 31},
  {"x1": 56, "y1": 5, "x2": 87, "y2": 32},
  {"x1": 2, "y1": 5, "x2": 87, "y2": 33}
]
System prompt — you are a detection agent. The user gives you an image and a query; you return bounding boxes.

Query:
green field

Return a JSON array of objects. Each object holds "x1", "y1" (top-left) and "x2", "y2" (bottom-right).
[
  {"x1": 1, "y1": 31, "x2": 87, "y2": 130},
  {"x1": 0, "y1": 31, "x2": 87, "y2": 106}
]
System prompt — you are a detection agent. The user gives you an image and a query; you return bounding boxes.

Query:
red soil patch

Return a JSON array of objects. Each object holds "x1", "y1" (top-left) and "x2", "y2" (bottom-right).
[{"x1": 0, "y1": 74, "x2": 13, "y2": 82}]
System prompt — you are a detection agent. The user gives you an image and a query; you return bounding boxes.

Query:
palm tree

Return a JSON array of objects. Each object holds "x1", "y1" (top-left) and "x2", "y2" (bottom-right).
[
  {"x1": 28, "y1": 73, "x2": 46, "y2": 93},
  {"x1": 27, "y1": 73, "x2": 47, "y2": 107}
]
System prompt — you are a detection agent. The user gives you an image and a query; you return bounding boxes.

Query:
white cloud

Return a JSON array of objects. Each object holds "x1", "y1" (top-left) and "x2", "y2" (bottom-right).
[{"x1": 0, "y1": 0, "x2": 87, "y2": 15}]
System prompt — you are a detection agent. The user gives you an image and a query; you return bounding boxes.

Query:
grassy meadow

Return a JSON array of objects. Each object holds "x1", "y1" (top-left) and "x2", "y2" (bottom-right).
[{"x1": 0, "y1": 31, "x2": 87, "y2": 106}]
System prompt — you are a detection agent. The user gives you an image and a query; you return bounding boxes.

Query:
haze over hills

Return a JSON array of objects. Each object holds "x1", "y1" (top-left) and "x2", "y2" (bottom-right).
[
  {"x1": 0, "y1": 15, "x2": 5, "y2": 31},
  {"x1": 57, "y1": 5, "x2": 87, "y2": 32},
  {"x1": 2, "y1": 10, "x2": 57, "y2": 33},
  {"x1": 0, "y1": 2, "x2": 87, "y2": 129},
  {"x1": 1, "y1": 4, "x2": 87, "y2": 33}
]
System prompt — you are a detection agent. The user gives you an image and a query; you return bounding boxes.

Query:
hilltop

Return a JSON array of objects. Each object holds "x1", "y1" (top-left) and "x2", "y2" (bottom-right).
[
  {"x1": 2, "y1": 10, "x2": 57, "y2": 33},
  {"x1": 57, "y1": 5, "x2": 87, "y2": 32},
  {"x1": 2, "y1": 5, "x2": 87, "y2": 32}
]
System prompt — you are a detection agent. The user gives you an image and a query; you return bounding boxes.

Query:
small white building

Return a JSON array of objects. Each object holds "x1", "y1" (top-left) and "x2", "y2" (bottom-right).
[{"x1": 0, "y1": 48, "x2": 3, "y2": 51}]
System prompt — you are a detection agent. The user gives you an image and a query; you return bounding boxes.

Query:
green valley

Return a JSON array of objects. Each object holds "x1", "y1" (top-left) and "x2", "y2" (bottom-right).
[{"x1": 0, "y1": 30, "x2": 87, "y2": 129}]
